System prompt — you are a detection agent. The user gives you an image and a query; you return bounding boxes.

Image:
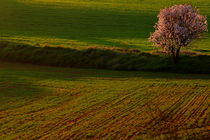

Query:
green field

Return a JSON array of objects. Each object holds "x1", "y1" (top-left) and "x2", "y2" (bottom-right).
[
  {"x1": 0, "y1": 61, "x2": 209, "y2": 139},
  {"x1": 0, "y1": 0, "x2": 210, "y2": 52},
  {"x1": 0, "y1": 0, "x2": 210, "y2": 139}
]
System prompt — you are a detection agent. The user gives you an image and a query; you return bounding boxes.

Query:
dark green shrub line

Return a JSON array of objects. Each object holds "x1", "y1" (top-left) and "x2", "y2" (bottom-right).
[{"x1": 0, "y1": 42, "x2": 209, "y2": 74}]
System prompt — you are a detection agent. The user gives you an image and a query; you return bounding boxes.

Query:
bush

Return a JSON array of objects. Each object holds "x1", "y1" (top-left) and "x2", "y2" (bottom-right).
[{"x1": 0, "y1": 42, "x2": 209, "y2": 73}]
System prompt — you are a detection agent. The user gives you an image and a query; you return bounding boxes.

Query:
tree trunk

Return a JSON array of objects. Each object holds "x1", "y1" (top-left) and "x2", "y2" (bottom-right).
[{"x1": 172, "y1": 47, "x2": 180, "y2": 64}]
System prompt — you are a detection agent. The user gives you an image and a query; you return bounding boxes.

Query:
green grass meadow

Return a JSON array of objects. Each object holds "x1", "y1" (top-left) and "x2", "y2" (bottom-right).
[{"x1": 0, "y1": 0, "x2": 210, "y2": 52}]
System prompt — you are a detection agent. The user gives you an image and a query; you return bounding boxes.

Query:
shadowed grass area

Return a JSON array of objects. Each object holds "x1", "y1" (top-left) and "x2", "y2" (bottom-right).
[
  {"x1": 0, "y1": 42, "x2": 209, "y2": 74},
  {"x1": 0, "y1": 61, "x2": 209, "y2": 139}
]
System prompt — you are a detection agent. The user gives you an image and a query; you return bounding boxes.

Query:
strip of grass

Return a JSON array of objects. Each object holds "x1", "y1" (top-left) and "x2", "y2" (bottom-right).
[{"x1": 0, "y1": 42, "x2": 209, "y2": 74}]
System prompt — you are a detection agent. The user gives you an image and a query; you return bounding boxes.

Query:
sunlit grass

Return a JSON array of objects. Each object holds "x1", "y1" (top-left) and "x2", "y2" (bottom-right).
[{"x1": 17, "y1": 0, "x2": 210, "y2": 13}]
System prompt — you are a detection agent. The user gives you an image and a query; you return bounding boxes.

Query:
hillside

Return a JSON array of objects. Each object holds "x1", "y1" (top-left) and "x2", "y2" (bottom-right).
[
  {"x1": 0, "y1": 1, "x2": 210, "y2": 139},
  {"x1": 0, "y1": 0, "x2": 209, "y2": 52},
  {"x1": 0, "y1": 61, "x2": 209, "y2": 139}
]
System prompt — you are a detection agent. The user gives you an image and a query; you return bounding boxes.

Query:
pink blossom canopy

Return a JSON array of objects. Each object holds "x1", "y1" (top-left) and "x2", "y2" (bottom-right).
[{"x1": 149, "y1": 4, "x2": 208, "y2": 50}]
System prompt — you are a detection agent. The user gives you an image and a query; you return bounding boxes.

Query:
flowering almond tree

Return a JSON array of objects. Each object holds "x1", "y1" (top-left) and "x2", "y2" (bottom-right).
[{"x1": 149, "y1": 4, "x2": 208, "y2": 64}]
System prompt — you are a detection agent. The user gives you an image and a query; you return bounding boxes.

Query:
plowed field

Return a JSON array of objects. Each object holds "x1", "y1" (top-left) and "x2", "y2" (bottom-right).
[{"x1": 0, "y1": 62, "x2": 209, "y2": 139}]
